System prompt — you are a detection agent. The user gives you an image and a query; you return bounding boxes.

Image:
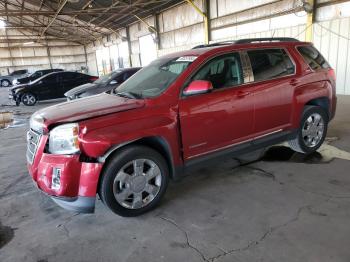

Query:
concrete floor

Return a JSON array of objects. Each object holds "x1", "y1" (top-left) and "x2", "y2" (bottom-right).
[{"x1": 1, "y1": 87, "x2": 350, "y2": 262}]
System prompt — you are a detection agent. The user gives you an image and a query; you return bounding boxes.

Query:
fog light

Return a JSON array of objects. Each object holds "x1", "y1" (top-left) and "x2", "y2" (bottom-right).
[{"x1": 52, "y1": 168, "x2": 61, "y2": 190}]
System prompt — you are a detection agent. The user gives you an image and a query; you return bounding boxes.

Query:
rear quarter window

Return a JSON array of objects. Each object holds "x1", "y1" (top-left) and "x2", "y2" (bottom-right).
[
  {"x1": 247, "y1": 48, "x2": 295, "y2": 82},
  {"x1": 297, "y1": 45, "x2": 330, "y2": 70}
]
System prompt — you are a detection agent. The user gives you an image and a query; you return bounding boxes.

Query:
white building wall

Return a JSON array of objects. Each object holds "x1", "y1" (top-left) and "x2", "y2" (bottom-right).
[{"x1": 0, "y1": 28, "x2": 88, "y2": 76}]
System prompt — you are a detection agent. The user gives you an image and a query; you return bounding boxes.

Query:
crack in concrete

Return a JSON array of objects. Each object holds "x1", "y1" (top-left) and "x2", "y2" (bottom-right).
[
  {"x1": 56, "y1": 213, "x2": 79, "y2": 238},
  {"x1": 294, "y1": 184, "x2": 350, "y2": 199},
  {"x1": 159, "y1": 204, "x2": 311, "y2": 262},
  {"x1": 158, "y1": 216, "x2": 210, "y2": 262},
  {"x1": 210, "y1": 205, "x2": 310, "y2": 261}
]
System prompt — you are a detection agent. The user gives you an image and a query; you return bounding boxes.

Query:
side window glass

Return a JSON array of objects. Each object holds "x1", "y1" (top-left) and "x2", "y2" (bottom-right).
[
  {"x1": 44, "y1": 75, "x2": 57, "y2": 84},
  {"x1": 297, "y1": 46, "x2": 330, "y2": 70},
  {"x1": 192, "y1": 53, "x2": 243, "y2": 89},
  {"x1": 63, "y1": 72, "x2": 77, "y2": 81},
  {"x1": 247, "y1": 49, "x2": 295, "y2": 82}
]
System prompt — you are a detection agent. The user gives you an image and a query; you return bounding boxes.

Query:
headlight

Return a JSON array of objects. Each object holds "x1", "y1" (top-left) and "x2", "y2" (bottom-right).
[
  {"x1": 49, "y1": 123, "x2": 80, "y2": 155},
  {"x1": 30, "y1": 113, "x2": 44, "y2": 133},
  {"x1": 12, "y1": 79, "x2": 18, "y2": 85}
]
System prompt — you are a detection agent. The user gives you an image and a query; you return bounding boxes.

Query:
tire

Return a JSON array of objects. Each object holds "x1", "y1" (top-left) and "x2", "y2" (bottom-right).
[
  {"x1": 21, "y1": 93, "x2": 37, "y2": 106},
  {"x1": 99, "y1": 145, "x2": 169, "y2": 217},
  {"x1": 288, "y1": 106, "x2": 328, "y2": 154},
  {"x1": 1, "y1": 80, "x2": 11, "y2": 87}
]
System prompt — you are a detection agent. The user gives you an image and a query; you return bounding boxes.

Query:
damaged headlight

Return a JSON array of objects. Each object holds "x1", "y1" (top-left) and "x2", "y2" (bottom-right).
[
  {"x1": 29, "y1": 113, "x2": 45, "y2": 133},
  {"x1": 49, "y1": 123, "x2": 80, "y2": 155}
]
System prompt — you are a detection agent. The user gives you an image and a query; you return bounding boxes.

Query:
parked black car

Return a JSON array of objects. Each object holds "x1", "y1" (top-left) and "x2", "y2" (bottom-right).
[
  {"x1": 64, "y1": 67, "x2": 141, "y2": 100},
  {"x1": 9, "y1": 71, "x2": 98, "y2": 106},
  {"x1": 14, "y1": 69, "x2": 63, "y2": 85}
]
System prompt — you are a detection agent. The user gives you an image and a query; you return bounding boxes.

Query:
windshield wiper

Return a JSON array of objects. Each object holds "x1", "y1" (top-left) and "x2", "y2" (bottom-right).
[{"x1": 116, "y1": 91, "x2": 142, "y2": 99}]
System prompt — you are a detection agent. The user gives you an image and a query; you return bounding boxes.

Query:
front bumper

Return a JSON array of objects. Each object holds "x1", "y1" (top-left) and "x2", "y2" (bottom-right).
[
  {"x1": 28, "y1": 134, "x2": 103, "y2": 213},
  {"x1": 51, "y1": 196, "x2": 96, "y2": 213}
]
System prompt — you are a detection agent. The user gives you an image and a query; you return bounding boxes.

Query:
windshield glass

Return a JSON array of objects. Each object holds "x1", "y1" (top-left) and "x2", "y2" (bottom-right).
[
  {"x1": 94, "y1": 71, "x2": 120, "y2": 85},
  {"x1": 30, "y1": 72, "x2": 41, "y2": 79},
  {"x1": 116, "y1": 56, "x2": 195, "y2": 98}
]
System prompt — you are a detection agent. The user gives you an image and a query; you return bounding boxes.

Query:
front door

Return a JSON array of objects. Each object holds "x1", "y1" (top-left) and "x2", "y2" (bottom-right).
[
  {"x1": 179, "y1": 52, "x2": 255, "y2": 160},
  {"x1": 37, "y1": 74, "x2": 60, "y2": 100}
]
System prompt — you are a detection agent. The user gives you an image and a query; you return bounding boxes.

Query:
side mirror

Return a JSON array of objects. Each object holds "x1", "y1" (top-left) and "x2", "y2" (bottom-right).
[
  {"x1": 183, "y1": 80, "x2": 213, "y2": 96},
  {"x1": 109, "y1": 80, "x2": 118, "y2": 85}
]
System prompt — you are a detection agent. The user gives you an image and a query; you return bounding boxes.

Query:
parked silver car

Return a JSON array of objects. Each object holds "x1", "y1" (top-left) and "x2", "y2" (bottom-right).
[{"x1": 0, "y1": 70, "x2": 29, "y2": 87}]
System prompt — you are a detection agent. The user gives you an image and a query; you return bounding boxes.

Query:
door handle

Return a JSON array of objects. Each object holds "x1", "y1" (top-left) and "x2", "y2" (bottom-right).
[
  {"x1": 289, "y1": 79, "x2": 299, "y2": 86},
  {"x1": 237, "y1": 90, "x2": 250, "y2": 98}
]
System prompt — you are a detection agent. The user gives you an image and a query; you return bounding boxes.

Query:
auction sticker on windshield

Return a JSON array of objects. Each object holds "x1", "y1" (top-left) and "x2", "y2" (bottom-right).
[{"x1": 176, "y1": 56, "x2": 198, "y2": 62}]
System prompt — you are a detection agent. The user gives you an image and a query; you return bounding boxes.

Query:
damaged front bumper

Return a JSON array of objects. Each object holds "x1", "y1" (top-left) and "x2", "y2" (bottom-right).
[{"x1": 27, "y1": 133, "x2": 103, "y2": 213}]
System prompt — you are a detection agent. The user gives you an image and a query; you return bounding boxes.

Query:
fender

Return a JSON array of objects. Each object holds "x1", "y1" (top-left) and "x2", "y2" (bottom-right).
[
  {"x1": 292, "y1": 80, "x2": 330, "y2": 129},
  {"x1": 97, "y1": 136, "x2": 183, "y2": 180}
]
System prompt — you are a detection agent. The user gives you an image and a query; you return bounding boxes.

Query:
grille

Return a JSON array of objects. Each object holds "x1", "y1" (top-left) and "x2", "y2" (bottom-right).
[{"x1": 26, "y1": 129, "x2": 41, "y2": 164}]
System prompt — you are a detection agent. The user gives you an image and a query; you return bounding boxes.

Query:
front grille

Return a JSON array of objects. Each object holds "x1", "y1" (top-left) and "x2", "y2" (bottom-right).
[{"x1": 26, "y1": 129, "x2": 42, "y2": 164}]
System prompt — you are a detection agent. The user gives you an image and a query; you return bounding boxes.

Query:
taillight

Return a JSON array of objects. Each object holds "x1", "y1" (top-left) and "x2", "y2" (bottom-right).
[
  {"x1": 90, "y1": 76, "x2": 98, "y2": 82},
  {"x1": 328, "y1": 68, "x2": 336, "y2": 82}
]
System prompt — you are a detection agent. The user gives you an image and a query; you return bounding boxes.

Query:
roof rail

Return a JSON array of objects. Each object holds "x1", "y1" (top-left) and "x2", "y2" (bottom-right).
[
  {"x1": 234, "y1": 37, "x2": 300, "y2": 44},
  {"x1": 192, "y1": 41, "x2": 235, "y2": 49},
  {"x1": 192, "y1": 37, "x2": 300, "y2": 49}
]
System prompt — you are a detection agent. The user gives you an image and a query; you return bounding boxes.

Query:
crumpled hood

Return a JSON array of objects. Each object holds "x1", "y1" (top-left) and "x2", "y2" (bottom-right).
[
  {"x1": 34, "y1": 93, "x2": 145, "y2": 128},
  {"x1": 64, "y1": 83, "x2": 97, "y2": 97}
]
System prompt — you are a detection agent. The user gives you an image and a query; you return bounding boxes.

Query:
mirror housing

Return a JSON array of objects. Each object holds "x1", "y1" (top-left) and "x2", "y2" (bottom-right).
[
  {"x1": 109, "y1": 80, "x2": 118, "y2": 85},
  {"x1": 183, "y1": 80, "x2": 213, "y2": 96}
]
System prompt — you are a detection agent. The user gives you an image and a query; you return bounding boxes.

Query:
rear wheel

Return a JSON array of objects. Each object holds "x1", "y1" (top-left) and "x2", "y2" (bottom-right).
[
  {"x1": 1, "y1": 80, "x2": 11, "y2": 87},
  {"x1": 21, "y1": 93, "x2": 37, "y2": 106},
  {"x1": 288, "y1": 106, "x2": 328, "y2": 154},
  {"x1": 99, "y1": 145, "x2": 169, "y2": 217}
]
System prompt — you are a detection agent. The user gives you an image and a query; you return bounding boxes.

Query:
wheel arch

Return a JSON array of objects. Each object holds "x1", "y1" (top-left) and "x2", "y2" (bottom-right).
[
  {"x1": 98, "y1": 136, "x2": 178, "y2": 180},
  {"x1": 305, "y1": 96, "x2": 330, "y2": 120}
]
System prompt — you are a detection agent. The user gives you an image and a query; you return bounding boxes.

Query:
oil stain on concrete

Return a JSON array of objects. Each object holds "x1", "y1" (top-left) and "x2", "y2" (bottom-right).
[
  {"x1": 262, "y1": 137, "x2": 350, "y2": 164},
  {"x1": 0, "y1": 221, "x2": 14, "y2": 249}
]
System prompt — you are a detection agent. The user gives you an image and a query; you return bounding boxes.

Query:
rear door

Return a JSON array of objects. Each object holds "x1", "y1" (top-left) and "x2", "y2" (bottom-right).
[
  {"x1": 244, "y1": 48, "x2": 296, "y2": 137},
  {"x1": 61, "y1": 72, "x2": 81, "y2": 94},
  {"x1": 179, "y1": 52, "x2": 255, "y2": 160}
]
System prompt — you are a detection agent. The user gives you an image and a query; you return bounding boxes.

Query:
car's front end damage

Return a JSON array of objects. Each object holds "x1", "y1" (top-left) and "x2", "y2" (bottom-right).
[
  {"x1": 26, "y1": 94, "x2": 147, "y2": 213},
  {"x1": 27, "y1": 115, "x2": 103, "y2": 213}
]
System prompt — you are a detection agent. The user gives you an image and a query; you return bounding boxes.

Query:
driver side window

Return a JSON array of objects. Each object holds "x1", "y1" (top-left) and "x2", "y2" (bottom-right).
[{"x1": 192, "y1": 53, "x2": 243, "y2": 89}]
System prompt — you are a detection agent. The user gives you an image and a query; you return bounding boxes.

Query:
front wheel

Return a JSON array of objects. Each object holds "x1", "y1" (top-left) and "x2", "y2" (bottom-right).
[
  {"x1": 21, "y1": 93, "x2": 37, "y2": 106},
  {"x1": 99, "y1": 146, "x2": 169, "y2": 217},
  {"x1": 288, "y1": 106, "x2": 328, "y2": 154}
]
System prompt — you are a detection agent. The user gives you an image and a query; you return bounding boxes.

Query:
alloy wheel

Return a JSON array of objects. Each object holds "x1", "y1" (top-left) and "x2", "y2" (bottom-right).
[
  {"x1": 113, "y1": 159, "x2": 162, "y2": 209},
  {"x1": 1, "y1": 80, "x2": 10, "y2": 87},
  {"x1": 22, "y1": 94, "x2": 36, "y2": 105},
  {"x1": 302, "y1": 113, "x2": 325, "y2": 147}
]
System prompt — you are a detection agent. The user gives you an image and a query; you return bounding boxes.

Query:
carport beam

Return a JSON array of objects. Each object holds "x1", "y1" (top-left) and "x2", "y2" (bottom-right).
[
  {"x1": 305, "y1": 0, "x2": 315, "y2": 42},
  {"x1": 185, "y1": 0, "x2": 209, "y2": 44}
]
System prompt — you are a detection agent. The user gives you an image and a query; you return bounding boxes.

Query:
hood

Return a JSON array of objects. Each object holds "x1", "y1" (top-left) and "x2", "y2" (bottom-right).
[
  {"x1": 17, "y1": 76, "x2": 31, "y2": 84},
  {"x1": 10, "y1": 83, "x2": 28, "y2": 91},
  {"x1": 64, "y1": 83, "x2": 97, "y2": 97},
  {"x1": 33, "y1": 93, "x2": 145, "y2": 128}
]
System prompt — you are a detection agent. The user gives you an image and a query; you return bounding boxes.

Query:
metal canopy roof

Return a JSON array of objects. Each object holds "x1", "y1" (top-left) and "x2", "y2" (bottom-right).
[{"x1": 0, "y1": 0, "x2": 183, "y2": 45}]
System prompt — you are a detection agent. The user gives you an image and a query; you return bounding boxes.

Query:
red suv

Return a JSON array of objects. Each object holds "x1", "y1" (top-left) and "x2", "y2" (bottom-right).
[{"x1": 27, "y1": 38, "x2": 337, "y2": 216}]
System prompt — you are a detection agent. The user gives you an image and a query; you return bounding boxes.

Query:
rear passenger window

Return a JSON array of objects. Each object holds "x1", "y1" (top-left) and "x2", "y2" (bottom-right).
[
  {"x1": 247, "y1": 49, "x2": 295, "y2": 82},
  {"x1": 297, "y1": 45, "x2": 330, "y2": 70}
]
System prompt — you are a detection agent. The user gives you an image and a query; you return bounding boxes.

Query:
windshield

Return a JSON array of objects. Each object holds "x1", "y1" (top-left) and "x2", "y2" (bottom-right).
[
  {"x1": 30, "y1": 72, "x2": 55, "y2": 84},
  {"x1": 30, "y1": 72, "x2": 41, "y2": 79},
  {"x1": 116, "y1": 56, "x2": 195, "y2": 99},
  {"x1": 94, "y1": 71, "x2": 120, "y2": 85}
]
